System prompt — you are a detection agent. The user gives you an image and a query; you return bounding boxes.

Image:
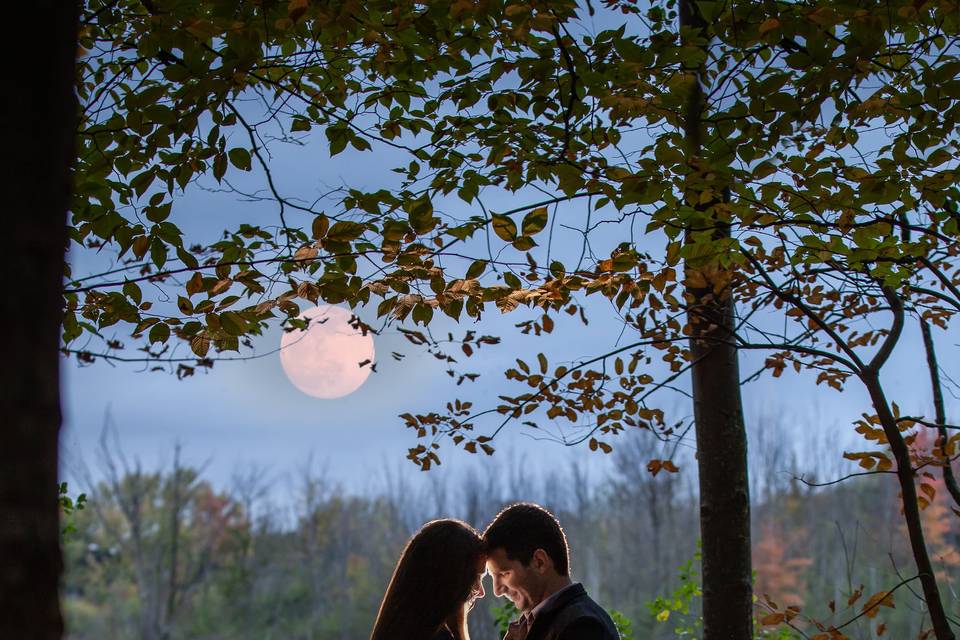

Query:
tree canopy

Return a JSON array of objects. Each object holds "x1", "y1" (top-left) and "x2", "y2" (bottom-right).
[{"x1": 75, "y1": 0, "x2": 960, "y2": 453}]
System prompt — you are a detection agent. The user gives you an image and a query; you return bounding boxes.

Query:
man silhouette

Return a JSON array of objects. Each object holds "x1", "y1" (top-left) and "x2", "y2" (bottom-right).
[{"x1": 483, "y1": 503, "x2": 619, "y2": 640}]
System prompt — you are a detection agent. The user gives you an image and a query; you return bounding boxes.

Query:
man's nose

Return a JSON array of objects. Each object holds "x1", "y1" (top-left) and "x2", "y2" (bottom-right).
[{"x1": 492, "y1": 576, "x2": 505, "y2": 596}]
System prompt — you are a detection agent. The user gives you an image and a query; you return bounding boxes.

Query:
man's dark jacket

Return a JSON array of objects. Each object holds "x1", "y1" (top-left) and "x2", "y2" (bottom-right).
[{"x1": 522, "y1": 583, "x2": 619, "y2": 640}]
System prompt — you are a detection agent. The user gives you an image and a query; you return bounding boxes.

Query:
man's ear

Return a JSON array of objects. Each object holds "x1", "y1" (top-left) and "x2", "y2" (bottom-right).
[{"x1": 531, "y1": 548, "x2": 553, "y2": 574}]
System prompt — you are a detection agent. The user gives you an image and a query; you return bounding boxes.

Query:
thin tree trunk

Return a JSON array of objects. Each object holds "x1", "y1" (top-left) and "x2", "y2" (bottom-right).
[
  {"x1": 864, "y1": 375, "x2": 956, "y2": 640},
  {"x1": 0, "y1": 2, "x2": 77, "y2": 639},
  {"x1": 679, "y1": 1, "x2": 753, "y2": 638},
  {"x1": 164, "y1": 446, "x2": 183, "y2": 640},
  {"x1": 919, "y1": 318, "x2": 960, "y2": 507},
  {"x1": 857, "y1": 289, "x2": 956, "y2": 640}
]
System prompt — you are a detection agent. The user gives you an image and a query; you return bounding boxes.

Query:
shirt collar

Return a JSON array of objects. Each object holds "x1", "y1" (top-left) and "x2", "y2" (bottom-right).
[{"x1": 529, "y1": 582, "x2": 579, "y2": 619}]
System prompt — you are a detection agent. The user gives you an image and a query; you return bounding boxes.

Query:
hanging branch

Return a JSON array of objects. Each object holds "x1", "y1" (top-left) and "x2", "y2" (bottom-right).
[{"x1": 919, "y1": 318, "x2": 960, "y2": 508}]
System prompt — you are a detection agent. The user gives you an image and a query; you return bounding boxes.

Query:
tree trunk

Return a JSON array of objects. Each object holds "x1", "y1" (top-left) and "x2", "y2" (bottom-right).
[
  {"x1": 679, "y1": 1, "x2": 753, "y2": 638},
  {"x1": 865, "y1": 375, "x2": 956, "y2": 640},
  {"x1": 919, "y1": 318, "x2": 960, "y2": 507},
  {"x1": 0, "y1": 2, "x2": 77, "y2": 639}
]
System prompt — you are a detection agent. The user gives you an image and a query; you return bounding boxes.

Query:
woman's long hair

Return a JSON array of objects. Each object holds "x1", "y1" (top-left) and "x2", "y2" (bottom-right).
[{"x1": 370, "y1": 519, "x2": 483, "y2": 640}]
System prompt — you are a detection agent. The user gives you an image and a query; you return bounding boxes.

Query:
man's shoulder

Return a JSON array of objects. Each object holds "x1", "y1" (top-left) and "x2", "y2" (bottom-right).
[
  {"x1": 547, "y1": 587, "x2": 619, "y2": 640},
  {"x1": 565, "y1": 588, "x2": 615, "y2": 621}
]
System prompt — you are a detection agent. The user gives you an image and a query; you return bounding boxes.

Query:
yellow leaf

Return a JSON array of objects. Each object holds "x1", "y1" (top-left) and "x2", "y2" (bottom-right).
[
  {"x1": 190, "y1": 334, "x2": 211, "y2": 358},
  {"x1": 293, "y1": 245, "x2": 319, "y2": 261},
  {"x1": 656, "y1": 610, "x2": 670, "y2": 622},
  {"x1": 210, "y1": 278, "x2": 233, "y2": 296}
]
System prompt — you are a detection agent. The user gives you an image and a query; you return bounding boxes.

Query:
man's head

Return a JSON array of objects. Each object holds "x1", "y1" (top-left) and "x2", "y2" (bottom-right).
[{"x1": 482, "y1": 503, "x2": 571, "y2": 612}]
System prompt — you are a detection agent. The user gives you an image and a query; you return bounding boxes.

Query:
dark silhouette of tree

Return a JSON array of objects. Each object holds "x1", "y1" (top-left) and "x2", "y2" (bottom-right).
[{"x1": 1, "y1": 2, "x2": 78, "y2": 638}]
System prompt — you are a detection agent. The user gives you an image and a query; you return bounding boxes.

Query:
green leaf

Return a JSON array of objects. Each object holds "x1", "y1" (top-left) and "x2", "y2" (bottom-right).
[
  {"x1": 123, "y1": 282, "x2": 142, "y2": 305},
  {"x1": 130, "y1": 169, "x2": 155, "y2": 197},
  {"x1": 220, "y1": 311, "x2": 245, "y2": 336},
  {"x1": 150, "y1": 239, "x2": 167, "y2": 270},
  {"x1": 327, "y1": 221, "x2": 365, "y2": 242},
  {"x1": 513, "y1": 236, "x2": 536, "y2": 251},
  {"x1": 504, "y1": 271, "x2": 522, "y2": 288},
  {"x1": 752, "y1": 162, "x2": 777, "y2": 180},
  {"x1": 149, "y1": 322, "x2": 170, "y2": 344},
  {"x1": 326, "y1": 125, "x2": 348, "y2": 156},
  {"x1": 145, "y1": 202, "x2": 172, "y2": 223},
  {"x1": 412, "y1": 303, "x2": 434, "y2": 325},
  {"x1": 491, "y1": 213, "x2": 517, "y2": 241},
  {"x1": 466, "y1": 260, "x2": 487, "y2": 279},
  {"x1": 407, "y1": 198, "x2": 437, "y2": 234},
  {"x1": 177, "y1": 246, "x2": 199, "y2": 269},
  {"x1": 767, "y1": 92, "x2": 800, "y2": 113},
  {"x1": 213, "y1": 153, "x2": 227, "y2": 182},
  {"x1": 228, "y1": 148, "x2": 252, "y2": 171},
  {"x1": 555, "y1": 164, "x2": 584, "y2": 196},
  {"x1": 521, "y1": 206, "x2": 548, "y2": 236}
]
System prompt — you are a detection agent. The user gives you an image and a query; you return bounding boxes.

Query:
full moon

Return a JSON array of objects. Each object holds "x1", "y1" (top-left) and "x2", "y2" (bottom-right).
[{"x1": 279, "y1": 305, "x2": 375, "y2": 399}]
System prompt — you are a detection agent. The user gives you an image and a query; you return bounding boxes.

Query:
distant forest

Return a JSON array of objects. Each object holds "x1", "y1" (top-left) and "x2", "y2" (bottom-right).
[{"x1": 62, "y1": 419, "x2": 959, "y2": 640}]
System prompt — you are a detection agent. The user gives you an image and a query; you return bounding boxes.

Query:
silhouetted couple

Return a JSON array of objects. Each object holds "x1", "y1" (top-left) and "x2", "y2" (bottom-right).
[{"x1": 370, "y1": 503, "x2": 620, "y2": 640}]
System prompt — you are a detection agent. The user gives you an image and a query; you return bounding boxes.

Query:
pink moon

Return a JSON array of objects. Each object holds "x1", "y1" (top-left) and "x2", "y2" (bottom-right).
[{"x1": 279, "y1": 305, "x2": 375, "y2": 399}]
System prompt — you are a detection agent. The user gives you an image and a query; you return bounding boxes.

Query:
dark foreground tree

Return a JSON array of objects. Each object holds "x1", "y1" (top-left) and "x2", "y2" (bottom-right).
[{"x1": 1, "y1": 2, "x2": 78, "y2": 638}]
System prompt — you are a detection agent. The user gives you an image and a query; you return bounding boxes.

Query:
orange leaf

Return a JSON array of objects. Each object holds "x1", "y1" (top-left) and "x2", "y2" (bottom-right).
[
  {"x1": 760, "y1": 612, "x2": 785, "y2": 626},
  {"x1": 847, "y1": 586, "x2": 863, "y2": 606},
  {"x1": 758, "y1": 17, "x2": 781, "y2": 35},
  {"x1": 861, "y1": 591, "x2": 895, "y2": 618}
]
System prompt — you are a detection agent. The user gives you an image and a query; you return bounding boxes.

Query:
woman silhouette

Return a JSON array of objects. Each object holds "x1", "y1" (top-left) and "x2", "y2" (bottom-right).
[{"x1": 370, "y1": 519, "x2": 486, "y2": 640}]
